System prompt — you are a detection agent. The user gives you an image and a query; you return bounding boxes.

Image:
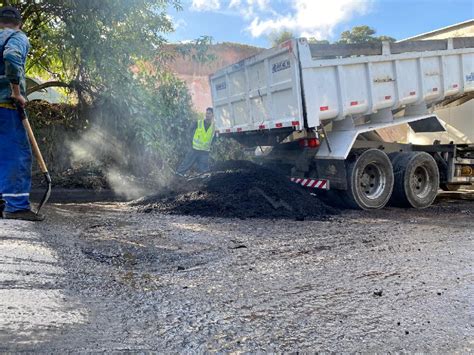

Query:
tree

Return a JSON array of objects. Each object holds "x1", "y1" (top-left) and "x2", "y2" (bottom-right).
[
  {"x1": 0, "y1": 0, "x2": 213, "y2": 176},
  {"x1": 307, "y1": 38, "x2": 330, "y2": 44},
  {"x1": 268, "y1": 30, "x2": 294, "y2": 47},
  {"x1": 269, "y1": 25, "x2": 394, "y2": 47},
  {"x1": 338, "y1": 25, "x2": 395, "y2": 44},
  {"x1": 0, "y1": 0, "x2": 180, "y2": 100}
]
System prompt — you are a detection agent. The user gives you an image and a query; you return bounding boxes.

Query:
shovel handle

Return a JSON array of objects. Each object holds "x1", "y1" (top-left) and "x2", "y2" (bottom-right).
[{"x1": 16, "y1": 104, "x2": 49, "y2": 174}]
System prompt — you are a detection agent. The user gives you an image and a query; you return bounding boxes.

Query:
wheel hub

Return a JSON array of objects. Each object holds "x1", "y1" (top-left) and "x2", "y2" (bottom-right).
[
  {"x1": 359, "y1": 163, "x2": 386, "y2": 200},
  {"x1": 411, "y1": 166, "x2": 430, "y2": 198}
]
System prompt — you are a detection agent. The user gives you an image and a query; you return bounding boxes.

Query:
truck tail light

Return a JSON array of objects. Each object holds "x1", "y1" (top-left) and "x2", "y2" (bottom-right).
[
  {"x1": 308, "y1": 138, "x2": 320, "y2": 148},
  {"x1": 299, "y1": 138, "x2": 320, "y2": 149}
]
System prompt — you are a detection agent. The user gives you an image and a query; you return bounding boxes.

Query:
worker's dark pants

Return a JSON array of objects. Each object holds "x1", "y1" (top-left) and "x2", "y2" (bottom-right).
[
  {"x1": 0, "y1": 107, "x2": 32, "y2": 212},
  {"x1": 176, "y1": 148, "x2": 210, "y2": 175}
]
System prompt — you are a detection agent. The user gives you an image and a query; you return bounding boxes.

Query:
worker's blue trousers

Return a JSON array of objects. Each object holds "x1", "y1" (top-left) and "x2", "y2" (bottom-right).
[{"x1": 0, "y1": 107, "x2": 32, "y2": 212}]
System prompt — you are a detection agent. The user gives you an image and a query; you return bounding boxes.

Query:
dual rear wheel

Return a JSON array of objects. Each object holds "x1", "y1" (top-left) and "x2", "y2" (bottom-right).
[
  {"x1": 389, "y1": 152, "x2": 439, "y2": 209},
  {"x1": 338, "y1": 149, "x2": 439, "y2": 210}
]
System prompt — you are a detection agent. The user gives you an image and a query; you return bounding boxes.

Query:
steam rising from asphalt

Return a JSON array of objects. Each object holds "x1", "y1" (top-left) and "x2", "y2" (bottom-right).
[
  {"x1": 68, "y1": 127, "x2": 122, "y2": 163},
  {"x1": 68, "y1": 126, "x2": 162, "y2": 200},
  {"x1": 105, "y1": 168, "x2": 148, "y2": 200}
]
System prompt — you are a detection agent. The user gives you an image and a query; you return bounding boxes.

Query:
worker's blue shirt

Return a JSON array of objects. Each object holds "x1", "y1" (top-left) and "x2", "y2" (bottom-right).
[{"x1": 0, "y1": 29, "x2": 29, "y2": 103}]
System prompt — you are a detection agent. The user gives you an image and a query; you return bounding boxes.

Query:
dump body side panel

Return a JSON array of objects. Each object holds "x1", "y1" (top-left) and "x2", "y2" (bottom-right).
[{"x1": 297, "y1": 38, "x2": 474, "y2": 129}]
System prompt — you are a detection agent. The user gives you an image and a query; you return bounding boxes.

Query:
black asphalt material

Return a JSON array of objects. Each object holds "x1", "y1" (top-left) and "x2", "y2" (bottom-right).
[{"x1": 134, "y1": 161, "x2": 338, "y2": 220}]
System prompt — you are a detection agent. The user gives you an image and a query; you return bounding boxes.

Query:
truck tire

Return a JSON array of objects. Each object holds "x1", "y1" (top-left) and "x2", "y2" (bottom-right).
[
  {"x1": 342, "y1": 149, "x2": 394, "y2": 210},
  {"x1": 317, "y1": 190, "x2": 351, "y2": 209},
  {"x1": 440, "y1": 183, "x2": 461, "y2": 191},
  {"x1": 389, "y1": 152, "x2": 439, "y2": 208}
]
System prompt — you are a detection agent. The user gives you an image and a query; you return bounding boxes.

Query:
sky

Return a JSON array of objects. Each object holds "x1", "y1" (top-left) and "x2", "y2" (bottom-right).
[{"x1": 166, "y1": 0, "x2": 474, "y2": 47}]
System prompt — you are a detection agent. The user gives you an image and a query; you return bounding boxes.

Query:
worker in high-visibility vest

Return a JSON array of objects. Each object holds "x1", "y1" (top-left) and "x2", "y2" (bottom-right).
[{"x1": 176, "y1": 107, "x2": 215, "y2": 177}]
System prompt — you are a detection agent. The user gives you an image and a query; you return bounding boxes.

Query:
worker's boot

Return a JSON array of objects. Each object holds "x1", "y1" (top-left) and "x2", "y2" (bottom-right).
[{"x1": 2, "y1": 209, "x2": 45, "y2": 222}]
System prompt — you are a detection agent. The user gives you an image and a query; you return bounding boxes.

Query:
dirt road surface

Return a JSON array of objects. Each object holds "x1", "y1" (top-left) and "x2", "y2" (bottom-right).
[{"x1": 1, "y1": 196, "x2": 472, "y2": 352}]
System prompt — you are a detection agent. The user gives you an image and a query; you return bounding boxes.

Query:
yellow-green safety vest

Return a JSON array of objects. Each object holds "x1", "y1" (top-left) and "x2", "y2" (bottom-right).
[{"x1": 192, "y1": 119, "x2": 215, "y2": 151}]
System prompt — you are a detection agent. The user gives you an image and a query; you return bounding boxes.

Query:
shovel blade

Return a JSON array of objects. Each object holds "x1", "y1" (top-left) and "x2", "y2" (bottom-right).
[{"x1": 36, "y1": 172, "x2": 52, "y2": 215}]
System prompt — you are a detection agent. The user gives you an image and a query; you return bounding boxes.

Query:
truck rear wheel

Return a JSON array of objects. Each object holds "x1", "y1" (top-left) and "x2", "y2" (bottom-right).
[
  {"x1": 342, "y1": 149, "x2": 394, "y2": 210},
  {"x1": 389, "y1": 152, "x2": 439, "y2": 208},
  {"x1": 440, "y1": 183, "x2": 461, "y2": 191}
]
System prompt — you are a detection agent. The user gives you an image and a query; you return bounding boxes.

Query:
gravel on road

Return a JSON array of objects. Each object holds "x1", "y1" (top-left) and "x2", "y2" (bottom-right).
[{"x1": 0, "y1": 196, "x2": 472, "y2": 352}]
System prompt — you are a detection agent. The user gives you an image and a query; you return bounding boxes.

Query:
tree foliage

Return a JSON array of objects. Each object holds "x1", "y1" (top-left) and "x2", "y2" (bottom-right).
[
  {"x1": 0, "y1": 0, "x2": 213, "y2": 176},
  {"x1": 338, "y1": 25, "x2": 395, "y2": 44},
  {"x1": 1, "y1": 0, "x2": 181, "y2": 99},
  {"x1": 268, "y1": 30, "x2": 294, "y2": 47},
  {"x1": 307, "y1": 38, "x2": 330, "y2": 44},
  {"x1": 268, "y1": 25, "x2": 395, "y2": 46}
]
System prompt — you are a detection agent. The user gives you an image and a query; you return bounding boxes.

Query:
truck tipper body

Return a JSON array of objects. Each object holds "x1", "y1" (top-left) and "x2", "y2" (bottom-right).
[{"x1": 210, "y1": 38, "x2": 474, "y2": 209}]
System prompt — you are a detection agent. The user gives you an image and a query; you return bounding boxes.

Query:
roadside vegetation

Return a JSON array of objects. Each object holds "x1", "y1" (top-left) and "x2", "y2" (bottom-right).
[
  {"x1": 2, "y1": 0, "x2": 216, "y2": 184},
  {"x1": 269, "y1": 25, "x2": 396, "y2": 46}
]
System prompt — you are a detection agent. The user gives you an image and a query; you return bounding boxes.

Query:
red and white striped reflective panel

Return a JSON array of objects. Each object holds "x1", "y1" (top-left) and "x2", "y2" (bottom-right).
[{"x1": 290, "y1": 177, "x2": 329, "y2": 190}]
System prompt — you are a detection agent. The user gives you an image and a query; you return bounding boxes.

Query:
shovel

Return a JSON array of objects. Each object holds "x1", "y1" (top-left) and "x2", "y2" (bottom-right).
[{"x1": 15, "y1": 103, "x2": 52, "y2": 215}]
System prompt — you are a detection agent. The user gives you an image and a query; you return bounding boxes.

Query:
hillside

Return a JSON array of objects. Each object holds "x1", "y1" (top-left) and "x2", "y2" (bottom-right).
[{"x1": 170, "y1": 42, "x2": 263, "y2": 112}]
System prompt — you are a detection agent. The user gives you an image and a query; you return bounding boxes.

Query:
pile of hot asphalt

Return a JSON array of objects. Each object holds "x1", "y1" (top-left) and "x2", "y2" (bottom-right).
[{"x1": 133, "y1": 161, "x2": 338, "y2": 220}]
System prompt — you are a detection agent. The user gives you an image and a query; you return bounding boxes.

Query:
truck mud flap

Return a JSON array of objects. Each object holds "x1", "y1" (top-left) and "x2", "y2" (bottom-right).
[
  {"x1": 290, "y1": 177, "x2": 329, "y2": 190},
  {"x1": 313, "y1": 159, "x2": 347, "y2": 190}
]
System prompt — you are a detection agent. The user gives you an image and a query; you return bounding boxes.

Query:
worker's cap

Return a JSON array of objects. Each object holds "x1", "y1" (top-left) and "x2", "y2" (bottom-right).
[
  {"x1": 0, "y1": 6, "x2": 22, "y2": 22},
  {"x1": 206, "y1": 107, "x2": 214, "y2": 113}
]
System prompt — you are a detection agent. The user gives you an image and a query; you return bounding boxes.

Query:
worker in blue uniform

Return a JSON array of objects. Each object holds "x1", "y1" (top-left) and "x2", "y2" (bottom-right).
[{"x1": 0, "y1": 6, "x2": 43, "y2": 221}]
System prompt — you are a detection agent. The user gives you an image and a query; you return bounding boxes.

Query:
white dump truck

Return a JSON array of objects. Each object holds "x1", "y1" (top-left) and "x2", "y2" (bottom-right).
[{"x1": 210, "y1": 38, "x2": 474, "y2": 209}]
